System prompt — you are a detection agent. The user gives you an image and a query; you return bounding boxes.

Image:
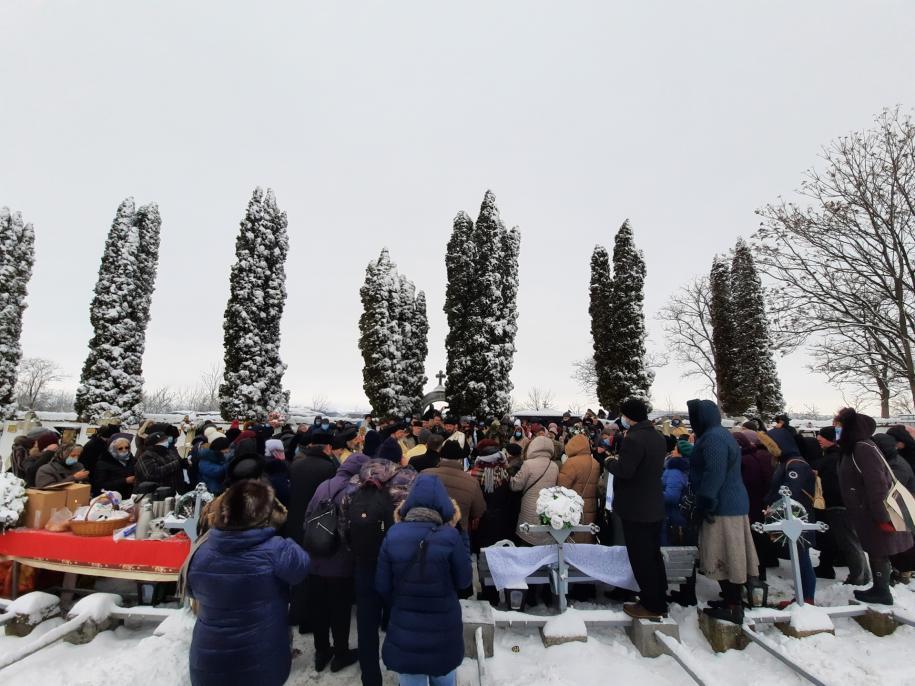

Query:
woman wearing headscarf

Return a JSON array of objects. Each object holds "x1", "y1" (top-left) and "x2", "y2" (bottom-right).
[
  {"x1": 35, "y1": 443, "x2": 89, "y2": 489},
  {"x1": 835, "y1": 407, "x2": 915, "y2": 604},
  {"x1": 92, "y1": 432, "x2": 137, "y2": 496},
  {"x1": 469, "y1": 439, "x2": 513, "y2": 551}
]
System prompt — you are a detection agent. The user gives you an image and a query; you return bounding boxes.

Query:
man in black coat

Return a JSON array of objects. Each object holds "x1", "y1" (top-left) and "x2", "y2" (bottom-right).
[
  {"x1": 287, "y1": 432, "x2": 340, "y2": 633},
  {"x1": 79, "y1": 423, "x2": 120, "y2": 479},
  {"x1": 605, "y1": 398, "x2": 668, "y2": 619}
]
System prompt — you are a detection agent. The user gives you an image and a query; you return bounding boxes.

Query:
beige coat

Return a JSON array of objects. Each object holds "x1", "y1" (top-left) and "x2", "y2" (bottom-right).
[{"x1": 510, "y1": 436, "x2": 559, "y2": 544}]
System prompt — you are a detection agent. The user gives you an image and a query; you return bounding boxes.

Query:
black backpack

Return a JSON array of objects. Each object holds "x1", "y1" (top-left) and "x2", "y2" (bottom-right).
[
  {"x1": 302, "y1": 499, "x2": 340, "y2": 558},
  {"x1": 347, "y1": 484, "x2": 394, "y2": 563}
]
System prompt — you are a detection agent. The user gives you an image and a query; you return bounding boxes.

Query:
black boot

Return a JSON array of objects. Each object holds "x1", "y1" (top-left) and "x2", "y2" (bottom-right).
[
  {"x1": 330, "y1": 648, "x2": 358, "y2": 673},
  {"x1": 702, "y1": 604, "x2": 745, "y2": 625},
  {"x1": 854, "y1": 558, "x2": 893, "y2": 605},
  {"x1": 314, "y1": 648, "x2": 333, "y2": 672}
]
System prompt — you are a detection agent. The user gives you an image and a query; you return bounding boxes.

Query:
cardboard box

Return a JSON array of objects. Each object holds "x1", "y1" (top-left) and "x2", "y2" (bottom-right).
[{"x1": 23, "y1": 483, "x2": 92, "y2": 529}]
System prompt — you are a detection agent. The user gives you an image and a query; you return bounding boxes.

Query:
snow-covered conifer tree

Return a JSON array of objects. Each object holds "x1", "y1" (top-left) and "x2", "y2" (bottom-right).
[
  {"x1": 444, "y1": 191, "x2": 520, "y2": 418},
  {"x1": 75, "y1": 199, "x2": 145, "y2": 421},
  {"x1": 730, "y1": 239, "x2": 784, "y2": 418},
  {"x1": 0, "y1": 208, "x2": 36, "y2": 418},
  {"x1": 709, "y1": 255, "x2": 739, "y2": 414},
  {"x1": 219, "y1": 188, "x2": 289, "y2": 420},
  {"x1": 589, "y1": 245, "x2": 614, "y2": 411},
  {"x1": 359, "y1": 248, "x2": 402, "y2": 416},
  {"x1": 603, "y1": 220, "x2": 652, "y2": 413},
  {"x1": 398, "y1": 281, "x2": 428, "y2": 415}
]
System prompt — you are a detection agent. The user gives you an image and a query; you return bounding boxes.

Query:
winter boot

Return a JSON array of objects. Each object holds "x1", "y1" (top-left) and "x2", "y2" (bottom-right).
[
  {"x1": 314, "y1": 648, "x2": 333, "y2": 672},
  {"x1": 330, "y1": 648, "x2": 359, "y2": 673},
  {"x1": 702, "y1": 604, "x2": 744, "y2": 625},
  {"x1": 854, "y1": 559, "x2": 894, "y2": 606}
]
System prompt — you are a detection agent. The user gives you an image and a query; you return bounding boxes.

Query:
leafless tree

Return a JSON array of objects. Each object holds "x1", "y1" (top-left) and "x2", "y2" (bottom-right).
[
  {"x1": 756, "y1": 107, "x2": 915, "y2": 403},
  {"x1": 197, "y1": 362, "x2": 223, "y2": 411},
  {"x1": 16, "y1": 357, "x2": 66, "y2": 409},
  {"x1": 517, "y1": 387, "x2": 557, "y2": 411},
  {"x1": 657, "y1": 276, "x2": 719, "y2": 400},
  {"x1": 310, "y1": 393, "x2": 332, "y2": 414},
  {"x1": 142, "y1": 386, "x2": 176, "y2": 414},
  {"x1": 571, "y1": 358, "x2": 598, "y2": 396}
]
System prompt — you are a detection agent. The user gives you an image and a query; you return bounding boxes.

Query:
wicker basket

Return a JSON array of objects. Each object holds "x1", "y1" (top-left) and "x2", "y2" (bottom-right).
[
  {"x1": 69, "y1": 495, "x2": 130, "y2": 537},
  {"x1": 69, "y1": 517, "x2": 127, "y2": 537}
]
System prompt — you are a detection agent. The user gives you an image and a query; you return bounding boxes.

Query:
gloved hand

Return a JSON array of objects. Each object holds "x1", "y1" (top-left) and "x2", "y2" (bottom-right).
[{"x1": 878, "y1": 521, "x2": 896, "y2": 534}]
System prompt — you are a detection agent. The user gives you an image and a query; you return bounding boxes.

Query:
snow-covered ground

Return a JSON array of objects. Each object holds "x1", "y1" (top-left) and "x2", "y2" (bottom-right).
[{"x1": 2, "y1": 557, "x2": 915, "y2": 685}]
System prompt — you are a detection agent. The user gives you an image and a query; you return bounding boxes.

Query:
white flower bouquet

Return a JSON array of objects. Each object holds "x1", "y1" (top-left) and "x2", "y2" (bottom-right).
[
  {"x1": 536, "y1": 486, "x2": 584, "y2": 530},
  {"x1": 0, "y1": 472, "x2": 27, "y2": 532}
]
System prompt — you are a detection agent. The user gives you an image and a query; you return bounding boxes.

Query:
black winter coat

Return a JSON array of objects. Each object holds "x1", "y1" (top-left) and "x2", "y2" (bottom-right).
[
  {"x1": 811, "y1": 445, "x2": 843, "y2": 508},
  {"x1": 24, "y1": 450, "x2": 55, "y2": 488},
  {"x1": 605, "y1": 420, "x2": 666, "y2": 523},
  {"x1": 93, "y1": 452, "x2": 137, "y2": 496},
  {"x1": 79, "y1": 435, "x2": 109, "y2": 477},
  {"x1": 286, "y1": 447, "x2": 338, "y2": 545},
  {"x1": 135, "y1": 445, "x2": 184, "y2": 493}
]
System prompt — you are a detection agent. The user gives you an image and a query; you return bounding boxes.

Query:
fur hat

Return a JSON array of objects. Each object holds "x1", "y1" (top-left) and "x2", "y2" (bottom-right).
[
  {"x1": 210, "y1": 437, "x2": 230, "y2": 452},
  {"x1": 619, "y1": 398, "x2": 649, "y2": 423},
  {"x1": 214, "y1": 480, "x2": 279, "y2": 531},
  {"x1": 441, "y1": 440, "x2": 464, "y2": 461}
]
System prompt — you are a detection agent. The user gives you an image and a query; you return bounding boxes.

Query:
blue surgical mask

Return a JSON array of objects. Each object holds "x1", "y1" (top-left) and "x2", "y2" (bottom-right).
[
  {"x1": 620, "y1": 417, "x2": 631, "y2": 430},
  {"x1": 835, "y1": 426, "x2": 842, "y2": 441},
  {"x1": 65, "y1": 457, "x2": 78, "y2": 467},
  {"x1": 321, "y1": 423, "x2": 330, "y2": 431},
  {"x1": 168, "y1": 436, "x2": 176, "y2": 447},
  {"x1": 514, "y1": 431, "x2": 522, "y2": 439}
]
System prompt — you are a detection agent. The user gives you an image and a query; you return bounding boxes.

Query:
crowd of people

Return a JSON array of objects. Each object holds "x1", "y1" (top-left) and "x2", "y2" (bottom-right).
[{"x1": 6, "y1": 401, "x2": 915, "y2": 686}]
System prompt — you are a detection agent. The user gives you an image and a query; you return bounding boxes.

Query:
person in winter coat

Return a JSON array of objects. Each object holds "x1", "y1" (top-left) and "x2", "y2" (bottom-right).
[
  {"x1": 661, "y1": 441, "x2": 690, "y2": 546},
  {"x1": 35, "y1": 443, "x2": 89, "y2": 488},
  {"x1": 78, "y1": 423, "x2": 120, "y2": 479},
  {"x1": 425, "y1": 440, "x2": 486, "y2": 533},
  {"x1": 409, "y1": 433, "x2": 443, "y2": 472},
  {"x1": 287, "y1": 432, "x2": 339, "y2": 632},
  {"x1": 92, "y1": 433, "x2": 136, "y2": 496},
  {"x1": 197, "y1": 435, "x2": 230, "y2": 495},
  {"x1": 813, "y1": 426, "x2": 869, "y2": 584},
  {"x1": 23, "y1": 431, "x2": 61, "y2": 487},
  {"x1": 765, "y1": 428, "x2": 818, "y2": 605},
  {"x1": 468, "y1": 440, "x2": 513, "y2": 550},
  {"x1": 342, "y1": 458, "x2": 417, "y2": 686},
  {"x1": 135, "y1": 431, "x2": 185, "y2": 493},
  {"x1": 558, "y1": 434, "x2": 600, "y2": 543},
  {"x1": 886, "y1": 425, "x2": 915, "y2": 471},
  {"x1": 835, "y1": 408, "x2": 915, "y2": 604},
  {"x1": 874, "y1": 433, "x2": 915, "y2": 493},
  {"x1": 186, "y1": 479, "x2": 309, "y2": 686},
  {"x1": 510, "y1": 435, "x2": 559, "y2": 545},
  {"x1": 303, "y1": 453, "x2": 369, "y2": 673},
  {"x1": 733, "y1": 431, "x2": 777, "y2": 577},
  {"x1": 605, "y1": 398, "x2": 668, "y2": 620},
  {"x1": 375, "y1": 474, "x2": 472, "y2": 686},
  {"x1": 263, "y1": 438, "x2": 291, "y2": 507},
  {"x1": 688, "y1": 399, "x2": 758, "y2": 625}
]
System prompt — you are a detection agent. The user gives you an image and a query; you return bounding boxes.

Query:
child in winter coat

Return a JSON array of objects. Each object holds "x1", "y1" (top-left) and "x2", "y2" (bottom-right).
[{"x1": 661, "y1": 440, "x2": 691, "y2": 545}]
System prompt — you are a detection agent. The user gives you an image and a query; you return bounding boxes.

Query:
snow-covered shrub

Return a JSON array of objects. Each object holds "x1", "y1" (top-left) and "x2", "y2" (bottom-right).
[{"x1": 0, "y1": 472, "x2": 27, "y2": 531}]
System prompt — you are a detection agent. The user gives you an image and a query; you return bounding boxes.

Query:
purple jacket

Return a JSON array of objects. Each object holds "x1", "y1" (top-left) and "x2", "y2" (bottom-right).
[{"x1": 305, "y1": 453, "x2": 370, "y2": 577}]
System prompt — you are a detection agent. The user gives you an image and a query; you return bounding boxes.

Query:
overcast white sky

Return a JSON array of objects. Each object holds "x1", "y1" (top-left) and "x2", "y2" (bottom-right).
[{"x1": 2, "y1": 1, "x2": 914, "y2": 417}]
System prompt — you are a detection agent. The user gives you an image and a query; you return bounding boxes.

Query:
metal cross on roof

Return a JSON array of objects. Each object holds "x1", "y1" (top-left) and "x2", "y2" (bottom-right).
[
  {"x1": 436, "y1": 370, "x2": 446, "y2": 385},
  {"x1": 752, "y1": 486, "x2": 828, "y2": 607}
]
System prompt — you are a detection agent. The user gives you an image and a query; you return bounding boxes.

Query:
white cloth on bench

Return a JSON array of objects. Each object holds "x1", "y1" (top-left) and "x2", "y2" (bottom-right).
[
  {"x1": 482, "y1": 543, "x2": 639, "y2": 592},
  {"x1": 483, "y1": 546, "x2": 558, "y2": 590},
  {"x1": 565, "y1": 544, "x2": 639, "y2": 591}
]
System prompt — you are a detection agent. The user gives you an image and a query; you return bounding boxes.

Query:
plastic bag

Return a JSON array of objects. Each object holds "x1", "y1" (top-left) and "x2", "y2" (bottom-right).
[{"x1": 44, "y1": 507, "x2": 73, "y2": 532}]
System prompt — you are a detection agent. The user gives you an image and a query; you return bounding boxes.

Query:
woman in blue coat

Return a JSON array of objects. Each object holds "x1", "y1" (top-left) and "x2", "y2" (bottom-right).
[
  {"x1": 187, "y1": 479, "x2": 309, "y2": 686},
  {"x1": 375, "y1": 474, "x2": 472, "y2": 686}
]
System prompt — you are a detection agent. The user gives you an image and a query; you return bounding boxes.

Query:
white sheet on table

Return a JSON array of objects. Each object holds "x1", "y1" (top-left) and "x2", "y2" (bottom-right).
[
  {"x1": 483, "y1": 543, "x2": 639, "y2": 592},
  {"x1": 564, "y1": 544, "x2": 639, "y2": 591}
]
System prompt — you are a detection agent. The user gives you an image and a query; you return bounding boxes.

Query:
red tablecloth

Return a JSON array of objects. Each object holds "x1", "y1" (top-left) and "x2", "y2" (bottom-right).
[{"x1": 0, "y1": 528, "x2": 191, "y2": 575}]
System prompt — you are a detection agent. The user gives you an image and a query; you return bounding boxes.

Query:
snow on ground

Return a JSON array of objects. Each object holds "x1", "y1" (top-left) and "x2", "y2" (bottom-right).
[{"x1": 2, "y1": 559, "x2": 915, "y2": 685}]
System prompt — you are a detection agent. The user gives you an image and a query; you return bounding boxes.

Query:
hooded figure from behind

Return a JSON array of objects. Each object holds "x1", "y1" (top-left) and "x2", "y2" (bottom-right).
[
  {"x1": 375, "y1": 474, "x2": 472, "y2": 682},
  {"x1": 187, "y1": 480, "x2": 309, "y2": 686}
]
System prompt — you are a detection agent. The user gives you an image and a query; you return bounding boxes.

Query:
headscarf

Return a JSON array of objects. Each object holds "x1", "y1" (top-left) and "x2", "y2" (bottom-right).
[{"x1": 470, "y1": 441, "x2": 509, "y2": 494}]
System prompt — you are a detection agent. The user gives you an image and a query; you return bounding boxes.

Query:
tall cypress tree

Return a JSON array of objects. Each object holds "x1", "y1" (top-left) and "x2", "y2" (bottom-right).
[
  {"x1": 444, "y1": 191, "x2": 520, "y2": 419},
  {"x1": 399, "y1": 282, "x2": 429, "y2": 415},
  {"x1": 76, "y1": 199, "x2": 147, "y2": 422},
  {"x1": 219, "y1": 188, "x2": 289, "y2": 420},
  {"x1": 709, "y1": 255, "x2": 739, "y2": 414},
  {"x1": 359, "y1": 248, "x2": 401, "y2": 415},
  {"x1": 0, "y1": 207, "x2": 36, "y2": 418},
  {"x1": 731, "y1": 239, "x2": 784, "y2": 418},
  {"x1": 603, "y1": 220, "x2": 652, "y2": 412},
  {"x1": 589, "y1": 245, "x2": 614, "y2": 411}
]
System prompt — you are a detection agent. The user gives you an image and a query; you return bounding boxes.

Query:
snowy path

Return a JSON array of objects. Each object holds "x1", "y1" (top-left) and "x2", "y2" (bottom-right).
[{"x1": 2, "y1": 560, "x2": 915, "y2": 685}]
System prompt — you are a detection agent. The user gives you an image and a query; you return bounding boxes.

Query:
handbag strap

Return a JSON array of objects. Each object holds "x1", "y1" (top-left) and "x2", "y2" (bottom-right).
[
  {"x1": 852, "y1": 441, "x2": 900, "y2": 488},
  {"x1": 393, "y1": 525, "x2": 440, "y2": 595},
  {"x1": 523, "y1": 463, "x2": 552, "y2": 496}
]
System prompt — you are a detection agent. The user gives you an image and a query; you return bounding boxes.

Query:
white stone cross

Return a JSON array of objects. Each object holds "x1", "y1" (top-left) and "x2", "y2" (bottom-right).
[{"x1": 752, "y1": 486, "x2": 828, "y2": 607}]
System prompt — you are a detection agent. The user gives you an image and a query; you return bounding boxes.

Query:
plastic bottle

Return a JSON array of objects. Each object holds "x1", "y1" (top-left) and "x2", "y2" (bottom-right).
[{"x1": 136, "y1": 500, "x2": 153, "y2": 540}]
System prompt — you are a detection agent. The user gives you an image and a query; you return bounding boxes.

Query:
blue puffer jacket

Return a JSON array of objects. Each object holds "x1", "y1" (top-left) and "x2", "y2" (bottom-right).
[
  {"x1": 196, "y1": 448, "x2": 227, "y2": 495},
  {"x1": 688, "y1": 399, "x2": 749, "y2": 516},
  {"x1": 187, "y1": 527, "x2": 309, "y2": 686},
  {"x1": 662, "y1": 456, "x2": 690, "y2": 528},
  {"x1": 376, "y1": 474, "x2": 472, "y2": 677}
]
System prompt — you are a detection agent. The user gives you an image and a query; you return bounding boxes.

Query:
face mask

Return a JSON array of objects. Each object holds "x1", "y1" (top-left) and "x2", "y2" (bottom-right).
[
  {"x1": 514, "y1": 431, "x2": 522, "y2": 439},
  {"x1": 168, "y1": 437, "x2": 176, "y2": 447},
  {"x1": 321, "y1": 423, "x2": 330, "y2": 431},
  {"x1": 65, "y1": 457, "x2": 78, "y2": 467},
  {"x1": 620, "y1": 417, "x2": 631, "y2": 430},
  {"x1": 835, "y1": 427, "x2": 842, "y2": 441}
]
